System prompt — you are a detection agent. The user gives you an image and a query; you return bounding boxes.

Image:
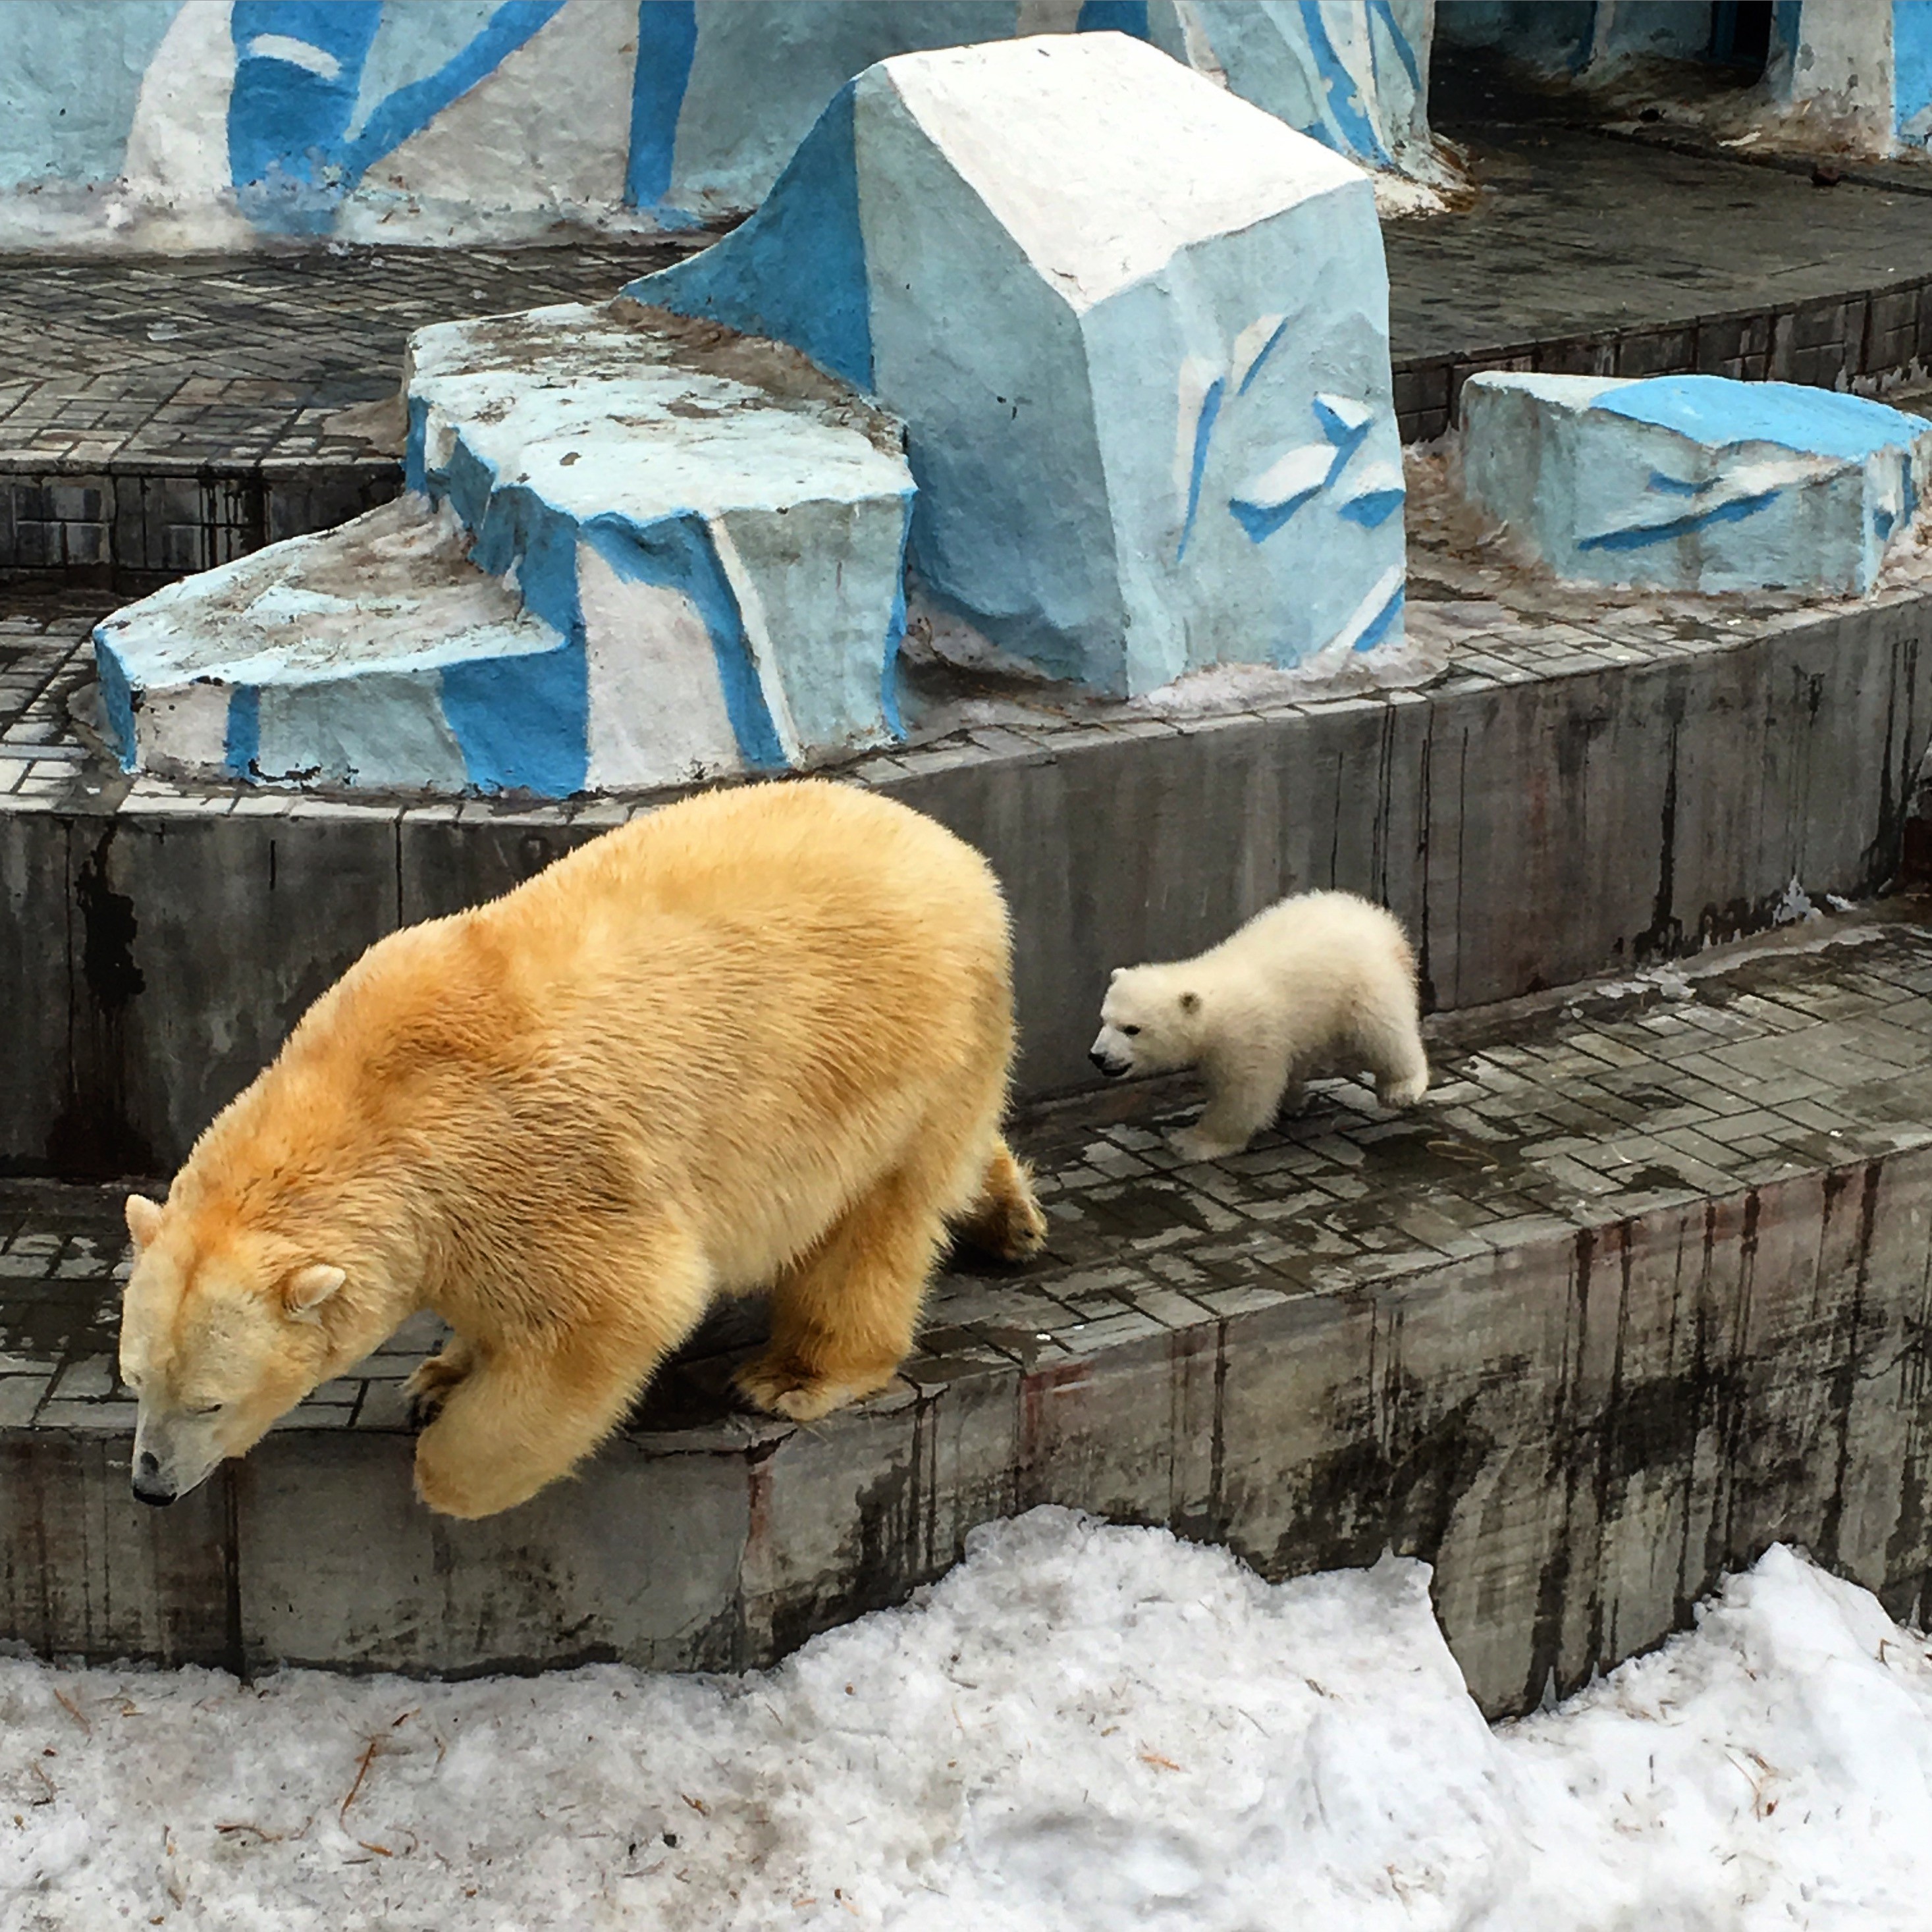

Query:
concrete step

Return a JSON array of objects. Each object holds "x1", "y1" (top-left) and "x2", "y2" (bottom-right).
[
  {"x1": 91, "y1": 303, "x2": 915, "y2": 795},
  {"x1": 6, "y1": 909, "x2": 1932, "y2": 1714}
]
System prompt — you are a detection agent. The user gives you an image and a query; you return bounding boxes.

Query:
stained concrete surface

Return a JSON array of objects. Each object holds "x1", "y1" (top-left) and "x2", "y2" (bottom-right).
[{"x1": 5, "y1": 911, "x2": 1932, "y2": 1714}]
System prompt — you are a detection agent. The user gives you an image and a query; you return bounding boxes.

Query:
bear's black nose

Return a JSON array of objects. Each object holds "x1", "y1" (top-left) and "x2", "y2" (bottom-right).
[
  {"x1": 1089, "y1": 1050, "x2": 1126, "y2": 1077},
  {"x1": 132, "y1": 1452, "x2": 175, "y2": 1507}
]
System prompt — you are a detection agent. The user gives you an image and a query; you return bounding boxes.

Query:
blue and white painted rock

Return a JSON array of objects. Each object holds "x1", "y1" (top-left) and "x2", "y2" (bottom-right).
[
  {"x1": 1460, "y1": 373, "x2": 1932, "y2": 597},
  {"x1": 627, "y1": 32, "x2": 1407, "y2": 698},
  {"x1": 95, "y1": 303, "x2": 914, "y2": 795}
]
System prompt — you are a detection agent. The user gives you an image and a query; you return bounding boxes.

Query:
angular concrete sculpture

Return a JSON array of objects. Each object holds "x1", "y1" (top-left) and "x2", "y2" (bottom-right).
[
  {"x1": 626, "y1": 31, "x2": 1408, "y2": 697},
  {"x1": 1460, "y1": 373, "x2": 1932, "y2": 597},
  {"x1": 95, "y1": 304, "x2": 913, "y2": 793}
]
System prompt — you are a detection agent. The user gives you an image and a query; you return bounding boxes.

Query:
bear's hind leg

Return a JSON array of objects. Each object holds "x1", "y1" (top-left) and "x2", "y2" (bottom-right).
[
  {"x1": 950, "y1": 1137, "x2": 1048, "y2": 1264},
  {"x1": 736, "y1": 1166, "x2": 946, "y2": 1423},
  {"x1": 1355, "y1": 984, "x2": 1430, "y2": 1108}
]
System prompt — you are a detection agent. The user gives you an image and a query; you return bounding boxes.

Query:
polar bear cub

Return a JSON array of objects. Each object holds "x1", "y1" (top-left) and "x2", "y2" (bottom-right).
[{"x1": 1089, "y1": 892, "x2": 1429, "y2": 1162}]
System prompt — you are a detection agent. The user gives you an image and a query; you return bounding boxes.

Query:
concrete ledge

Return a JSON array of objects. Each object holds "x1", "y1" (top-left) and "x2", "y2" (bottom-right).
[{"x1": 6, "y1": 918, "x2": 1932, "y2": 1715}]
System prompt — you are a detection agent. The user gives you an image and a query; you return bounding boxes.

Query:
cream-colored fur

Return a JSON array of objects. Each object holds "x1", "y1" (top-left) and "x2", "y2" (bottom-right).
[
  {"x1": 117, "y1": 779, "x2": 1046, "y2": 1520},
  {"x1": 1089, "y1": 891, "x2": 1429, "y2": 1162}
]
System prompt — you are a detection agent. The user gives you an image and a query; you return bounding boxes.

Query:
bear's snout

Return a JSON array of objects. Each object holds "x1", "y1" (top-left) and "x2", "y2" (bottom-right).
[
  {"x1": 1089, "y1": 1048, "x2": 1130, "y2": 1079},
  {"x1": 132, "y1": 1449, "x2": 176, "y2": 1507}
]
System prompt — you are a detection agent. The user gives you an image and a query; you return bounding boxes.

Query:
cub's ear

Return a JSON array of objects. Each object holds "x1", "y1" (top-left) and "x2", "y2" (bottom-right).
[
  {"x1": 1179, "y1": 990, "x2": 1201, "y2": 1015},
  {"x1": 282, "y1": 1264, "x2": 346, "y2": 1322},
  {"x1": 124, "y1": 1194, "x2": 165, "y2": 1249},
  {"x1": 1109, "y1": 967, "x2": 1124, "y2": 982}
]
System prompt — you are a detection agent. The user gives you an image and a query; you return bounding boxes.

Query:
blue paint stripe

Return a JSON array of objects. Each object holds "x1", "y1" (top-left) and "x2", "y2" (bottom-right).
[
  {"x1": 1228, "y1": 484, "x2": 1320, "y2": 544},
  {"x1": 1075, "y1": 1, "x2": 1150, "y2": 36},
  {"x1": 583, "y1": 512, "x2": 789, "y2": 770},
  {"x1": 92, "y1": 635, "x2": 138, "y2": 771},
  {"x1": 1351, "y1": 582, "x2": 1404, "y2": 654},
  {"x1": 1367, "y1": 0, "x2": 1420, "y2": 90},
  {"x1": 1338, "y1": 487, "x2": 1404, "y2": 529},
  {"x1": 626, "y1": 80, "x2": 871, "y2": 390},
  {"x1": 1578, "y1": 490, "x2": 1779, "y2": 553},
  {"x1": 880, "y1": 494, "x2": 914, "y2": 740},
  {"x1": 1297, "y1": 0, "x2": 1389, "y2": 165},
  {"x1": 626, "y1": 0, "x2": 697, "y2": 207},
  {"x1": 404, "y1": 395, "x2": 431, "y2": 495},
  {"x1": 1237, "y1": 319, "x2": 1292, "y2": 397},
  {"x1": 1179, "y1": 377, "x2": 1224, "y2": 560},
  {"x1": 224, "y1": 685, "x2": 261, "y2": 780},
  {"x1": 440, "y1": 640, "x2": 589, "y2": 796},
  {"x1": 336, "y1": 0, "x2": 568, "y2": 184}
]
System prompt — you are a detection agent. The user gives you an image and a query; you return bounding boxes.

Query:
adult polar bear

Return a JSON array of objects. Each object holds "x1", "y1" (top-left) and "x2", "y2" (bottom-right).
[{"x1": 117, "y1": 781, "x2": 1045, "y2": 1520}]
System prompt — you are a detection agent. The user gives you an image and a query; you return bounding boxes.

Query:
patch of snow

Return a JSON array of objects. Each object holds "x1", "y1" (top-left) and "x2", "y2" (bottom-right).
[
  {"x1": 4, "y1": 1511, "x2": 1931, "y2": 1928},
  {"x1": 1773, "y1": 876, "x2": 1824, "y2": 926}
]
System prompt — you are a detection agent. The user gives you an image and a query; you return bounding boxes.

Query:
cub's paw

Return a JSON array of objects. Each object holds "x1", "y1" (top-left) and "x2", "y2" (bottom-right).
[
  {"x1": 1378, "y1": 1071, "x2": 1430, "y2": 1110},
  {"x1": 1170, "y1": 1125, "x2": 1248, "y2": 1164},
  {"x1": 404, "y1": 1350, "x2": 472, "y2": 1430}
]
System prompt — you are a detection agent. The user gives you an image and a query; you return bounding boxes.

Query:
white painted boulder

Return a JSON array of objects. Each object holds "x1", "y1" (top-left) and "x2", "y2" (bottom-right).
[
  {"x1": 626, "y1": 32, "x2": 1408, "y2": 698},
  {"x1": 1461, "y1": 373, "x2": 1932, "y2": 597},
  {"x1": 95, "y1": 304, "x2": 914, "y2": 795}
]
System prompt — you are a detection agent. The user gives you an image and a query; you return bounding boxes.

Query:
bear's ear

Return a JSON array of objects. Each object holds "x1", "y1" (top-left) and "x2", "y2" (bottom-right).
[
  {"x1": 1179, "y1": 990, "x2": 1201, "y2": 1015},
  {"x1": 124, "y1": 1194, "x2": 165, "y2": 1250},
  {"x1": 1109, "y1": 967, "x2": 1123, "y2": 982},
  {"x1": 281, "y1": 1264, "x2": 346, "y2": 1323}
]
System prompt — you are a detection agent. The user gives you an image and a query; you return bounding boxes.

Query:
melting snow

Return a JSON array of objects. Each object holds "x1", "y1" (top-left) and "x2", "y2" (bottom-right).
[{"x1": 3, "y1": 1509, "x2": 1929, "y2": 1929}]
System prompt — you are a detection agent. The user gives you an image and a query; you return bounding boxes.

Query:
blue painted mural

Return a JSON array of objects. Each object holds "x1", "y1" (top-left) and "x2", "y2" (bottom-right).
[{"x1": 0, "y1": 0, "x2": 1448, "y2": 248}]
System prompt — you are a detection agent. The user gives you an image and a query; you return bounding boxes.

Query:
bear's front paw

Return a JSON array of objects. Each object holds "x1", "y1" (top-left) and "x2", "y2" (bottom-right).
[
  {"x1": 1170, "y1": 1124, "x2": 1249, "y2": 1164},
  {"x1": 733, "y1": 1351, "x2": 892, "y2": 1423},
  {"x1": 404, "y1": 1350, "x2": 471, "y2": 1430}
]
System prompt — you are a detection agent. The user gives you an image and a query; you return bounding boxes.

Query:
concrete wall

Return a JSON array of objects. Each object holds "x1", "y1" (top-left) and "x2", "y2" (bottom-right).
[
  {"x1": 0, "y1": 0, "x2": 1443, "y2": 250},
  {"x1": 7, "y1": 1144, "x2": 1932, "y2": 1718},
  {"x1": 5, "y1": 591, "x2": 1928, "y2": 1177}
]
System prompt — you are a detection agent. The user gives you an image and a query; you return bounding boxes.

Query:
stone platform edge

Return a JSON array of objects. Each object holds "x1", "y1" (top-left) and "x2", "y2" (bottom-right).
[{"x1": 5, "y1": 1123, "x2": 1929, "y2": 1722}]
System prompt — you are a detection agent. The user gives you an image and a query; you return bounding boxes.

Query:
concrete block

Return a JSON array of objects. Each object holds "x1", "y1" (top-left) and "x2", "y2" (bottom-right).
[
  {"x1": 1461, "y1": 372, "x2": 1932, "y2": 595},
  {"x1": 92, "y1": 304, "x2": 914, "y2": 797},
  {"x1": 629, "y1": 32, "x2": 1408, "y2": 697}
]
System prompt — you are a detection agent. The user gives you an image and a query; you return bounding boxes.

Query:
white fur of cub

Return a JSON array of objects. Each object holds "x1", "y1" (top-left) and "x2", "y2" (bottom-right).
[{"x1": 1090, "y1": 892, "x2": 1429, "y2": 1162}]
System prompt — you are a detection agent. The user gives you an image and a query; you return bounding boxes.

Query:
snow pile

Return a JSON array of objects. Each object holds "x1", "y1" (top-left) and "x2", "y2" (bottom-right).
[{"x1": 3, "y1": 1510, "x2": 1931, "y2": 1929}]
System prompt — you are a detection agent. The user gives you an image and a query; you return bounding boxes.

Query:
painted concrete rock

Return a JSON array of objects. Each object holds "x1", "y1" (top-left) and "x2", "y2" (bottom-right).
[
  {"x1": 95, "y1": 304, "x2": 913, "y2": 793},
  {"x1": 627, "y1": 32, "x2": 1407, "y2": 697},
  {"x1": 1461, "y1": 373, "x2": 1932, "y2": 597}
]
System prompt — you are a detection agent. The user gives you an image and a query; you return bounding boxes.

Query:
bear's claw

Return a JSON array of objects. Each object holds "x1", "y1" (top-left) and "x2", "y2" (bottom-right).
[{"x1": 403, "y1": 1353, "x2": 471, "y2": 1430}]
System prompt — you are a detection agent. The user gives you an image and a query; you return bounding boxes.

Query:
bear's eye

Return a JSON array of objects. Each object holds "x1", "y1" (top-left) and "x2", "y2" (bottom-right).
[
  {"x1": 1121, "y1": 1025, "x2": 1141, "y2": 1037},
  {"x1": 186, "y1": 1401, "x2": 225, "y2": 1416}
]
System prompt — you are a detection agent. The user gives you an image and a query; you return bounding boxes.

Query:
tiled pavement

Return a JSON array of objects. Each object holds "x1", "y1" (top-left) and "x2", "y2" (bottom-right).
[
  {"x1": 0, "y1": 237, "x2": 707, "y2": 474},
  {"x1": 7, "y1": 908, "x2": 1930, "y2": 1443}
]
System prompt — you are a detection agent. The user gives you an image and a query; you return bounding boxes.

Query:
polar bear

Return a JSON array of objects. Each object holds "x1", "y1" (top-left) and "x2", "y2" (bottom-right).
[
  {"x1": 1089, "y1": 892, "x2": 1429, "y2": 1162},
  {"x1": 117, "y1": 779, "x2": 1046, "y2": 1520}
]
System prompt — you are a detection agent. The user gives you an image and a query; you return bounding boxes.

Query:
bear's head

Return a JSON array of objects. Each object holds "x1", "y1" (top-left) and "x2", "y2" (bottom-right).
[
  {"x1": 1089, "y1": 964, "x2": 1204, "y2": 1079},
  {"x1": 117, "y1": 1189, "x2": 346, "y2": 1507}
]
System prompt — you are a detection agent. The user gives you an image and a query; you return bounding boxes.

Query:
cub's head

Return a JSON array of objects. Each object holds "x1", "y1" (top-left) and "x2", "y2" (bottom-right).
[
  {"x1": 117, "y1": 1191, "x2": 345, "y2": 1507},
  {"x1": 1088, "y1": 965, "x2": 1204, "y2": 1079}
]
